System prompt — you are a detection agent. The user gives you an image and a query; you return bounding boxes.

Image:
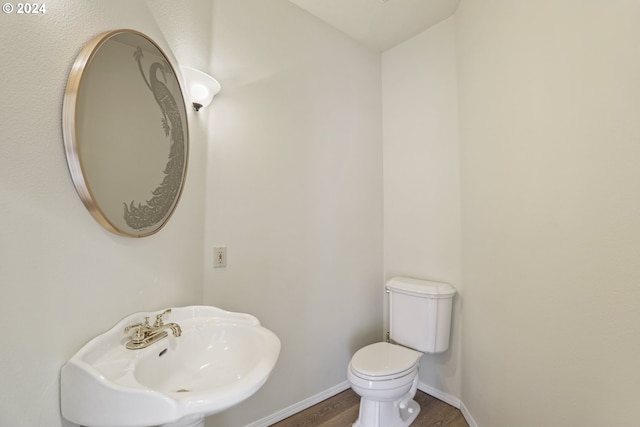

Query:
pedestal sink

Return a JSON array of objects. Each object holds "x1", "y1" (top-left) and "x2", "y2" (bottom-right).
[{"x1": 60, "y1": 306, "x2": 281, "y2": 427}]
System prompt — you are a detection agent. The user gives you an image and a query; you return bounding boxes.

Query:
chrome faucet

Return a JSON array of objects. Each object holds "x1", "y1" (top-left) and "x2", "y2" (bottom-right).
[{"x1": 124, "y1": 308, "x2": 182, "y2": 350}]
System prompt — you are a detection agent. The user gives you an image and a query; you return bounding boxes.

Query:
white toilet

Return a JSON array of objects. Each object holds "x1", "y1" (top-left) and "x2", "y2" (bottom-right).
[{"x1": 347, "y1": 277, "x2": 456, "y2": 427}]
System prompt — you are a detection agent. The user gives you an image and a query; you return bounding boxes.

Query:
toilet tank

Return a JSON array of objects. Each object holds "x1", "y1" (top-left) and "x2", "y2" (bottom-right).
[{"x1": 387, "y1": 277, "x2": 456, "y2": 354}]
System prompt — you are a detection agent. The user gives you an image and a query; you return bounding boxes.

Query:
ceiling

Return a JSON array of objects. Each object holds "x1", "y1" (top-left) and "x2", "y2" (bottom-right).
[{"x1": 287, "y1": 0, "x2": 460, "y2": 52}]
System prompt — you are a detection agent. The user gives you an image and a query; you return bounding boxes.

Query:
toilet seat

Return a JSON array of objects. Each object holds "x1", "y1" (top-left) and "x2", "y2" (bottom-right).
[{"x1": 350, "y1": 342, "x2": 422, "y2": 382}]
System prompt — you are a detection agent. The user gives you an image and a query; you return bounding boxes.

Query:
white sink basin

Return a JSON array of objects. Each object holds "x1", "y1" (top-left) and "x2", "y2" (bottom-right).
[{"x1": 61, "y1": 306, "x2": 281, "y2": 427}]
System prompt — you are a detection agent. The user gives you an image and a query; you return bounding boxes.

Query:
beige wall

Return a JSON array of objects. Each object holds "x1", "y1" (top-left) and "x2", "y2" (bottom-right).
[
  {"x1": 0, "y1": 1, "x2": 209, "y2": 426},
  {"x1": 457, "y1": 1, "x2": 640, "y2": 425},
  {"x1": 382, "y1": 17, "x2": 462, "y2": 400},
  {"x1": 203, "y1": 1, "x2": 383, "y2": 425}
]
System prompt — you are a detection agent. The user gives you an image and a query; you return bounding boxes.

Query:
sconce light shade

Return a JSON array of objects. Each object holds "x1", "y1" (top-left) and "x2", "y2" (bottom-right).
[{"x1": 180, "y1": 66, "x2": 221, "y2": 111}]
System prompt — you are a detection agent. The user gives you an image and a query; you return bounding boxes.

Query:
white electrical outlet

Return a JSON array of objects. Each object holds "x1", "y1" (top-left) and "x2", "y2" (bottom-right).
[{"x1": 213, "y1": 246, "x2": 227, "y2": 268}]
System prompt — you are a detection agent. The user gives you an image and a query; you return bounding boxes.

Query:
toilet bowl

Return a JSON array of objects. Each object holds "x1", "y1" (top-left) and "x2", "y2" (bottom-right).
[
  {"x1": 347, "y1": 342, "x2": 422, "y2": 427},
  {"x1": 347, "y1": 277, "x2": 456, "y2": 427}
]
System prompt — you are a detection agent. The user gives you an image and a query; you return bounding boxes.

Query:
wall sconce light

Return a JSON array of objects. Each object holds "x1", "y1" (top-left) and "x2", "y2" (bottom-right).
[{"x1": 180, "y1": 66, "x2": 221, "y2": 111}]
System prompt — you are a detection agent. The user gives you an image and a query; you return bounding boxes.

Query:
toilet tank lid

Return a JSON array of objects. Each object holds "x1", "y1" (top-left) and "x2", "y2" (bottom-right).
[{"x1": 386, "y1": 277, "x2": 456, "y2": 298}]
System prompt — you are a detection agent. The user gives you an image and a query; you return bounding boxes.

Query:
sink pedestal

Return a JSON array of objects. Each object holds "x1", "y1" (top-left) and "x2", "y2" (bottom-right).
[{"x1": 161, "y1": 414, "x2": 205, "y2": 427}]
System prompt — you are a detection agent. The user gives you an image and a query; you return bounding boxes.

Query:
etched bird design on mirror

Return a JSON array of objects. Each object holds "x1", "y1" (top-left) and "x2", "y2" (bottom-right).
[{"x1": 122, "y1": 46, "x2": 186, "y2": 230}]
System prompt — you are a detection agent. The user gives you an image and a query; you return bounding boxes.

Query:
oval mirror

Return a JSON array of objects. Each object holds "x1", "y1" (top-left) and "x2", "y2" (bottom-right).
[{"x1": 62, "y1": 29, "x2": 189, "y2": 237}]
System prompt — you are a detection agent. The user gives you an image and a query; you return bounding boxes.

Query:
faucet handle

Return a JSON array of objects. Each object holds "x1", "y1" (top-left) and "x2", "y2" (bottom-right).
[
  {"x1": 124, "y1": 323, "x2": 141, "y2": 332},
  {"x1": 125, "y1": 317, "x2": 151, "y2": 339},
  {"x1": 124, "y1": 323, "x2": 144, "y2": 342},
  {"x1": 154, "y1": 308, "x2": 172, "y2": 327}
]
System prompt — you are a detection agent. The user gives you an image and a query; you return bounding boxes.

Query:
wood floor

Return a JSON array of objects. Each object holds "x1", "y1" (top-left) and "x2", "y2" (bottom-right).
[{"x1": 270, "y1": 389, "x2": 469, "y2": 427}]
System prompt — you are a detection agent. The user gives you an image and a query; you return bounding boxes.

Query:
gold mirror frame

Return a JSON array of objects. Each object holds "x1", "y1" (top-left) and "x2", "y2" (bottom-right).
[{"x1": 62, "y1": 29, "x2": 189, "y2": 237}]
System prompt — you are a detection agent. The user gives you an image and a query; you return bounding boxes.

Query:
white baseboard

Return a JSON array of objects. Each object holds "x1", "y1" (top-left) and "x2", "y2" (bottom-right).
[
  {"x1": 244, "y1": 381, "x2": 478, "y2": 427},
  {"x1": 417, "y1": 382, "x2": 461, "y2": 409},
  {"x1": 458, "y1": 399, "x2": 479, "y2": 427},
  {"x1": 418, "y1": 382, "x2": 478, "y2": 427},
  {"x1": 243, "y1": 381, "x2": 351, "y2": 427}
]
